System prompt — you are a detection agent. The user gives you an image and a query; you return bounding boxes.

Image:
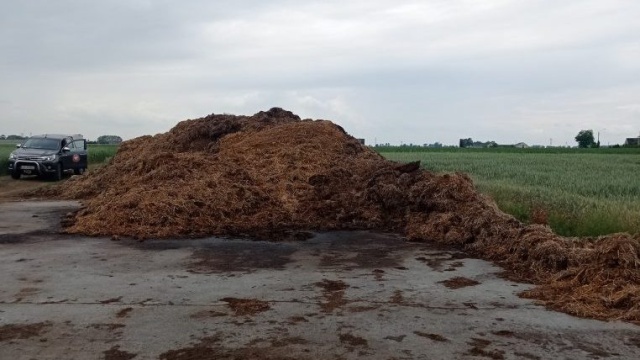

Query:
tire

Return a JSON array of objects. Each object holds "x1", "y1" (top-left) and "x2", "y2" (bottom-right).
[
  {"x1": 74, "y1": 167, "x2": 85, "y2": 175},
  {"x1": 10, "y1": 171, "x2": 20, "y2": 180},
  {"x1": 53, "y1": 163, "x2": 63, "y2": 181}
]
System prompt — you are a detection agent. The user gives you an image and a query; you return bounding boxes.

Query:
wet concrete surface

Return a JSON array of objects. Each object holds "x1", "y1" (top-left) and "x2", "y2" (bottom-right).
[{"x1": 0, "y1": 201, "x2": 639, "y2": 359}]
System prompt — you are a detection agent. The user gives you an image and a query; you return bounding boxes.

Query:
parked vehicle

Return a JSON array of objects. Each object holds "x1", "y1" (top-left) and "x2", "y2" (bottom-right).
[{"x1": 7, "y1": 134, "x2": 88, "y2": 181}]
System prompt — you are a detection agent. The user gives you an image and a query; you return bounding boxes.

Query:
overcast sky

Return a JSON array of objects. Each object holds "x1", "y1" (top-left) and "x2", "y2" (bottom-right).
[{"x1": 1, "y1": 0, "x2": 639, "y2": 146}]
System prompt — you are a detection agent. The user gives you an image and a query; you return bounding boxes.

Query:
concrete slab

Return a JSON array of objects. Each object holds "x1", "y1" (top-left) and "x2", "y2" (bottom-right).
[{"x1": 0, "y1": 201, "x2": 638, "y2": 359}]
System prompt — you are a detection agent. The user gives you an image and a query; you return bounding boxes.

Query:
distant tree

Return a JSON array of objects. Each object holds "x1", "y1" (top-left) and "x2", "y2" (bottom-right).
[
  {"x1": 97, "y1": 135, "x2": 123, "y2": 145},
  {"x1": 6, "y1": 134, "x2": 26, "y2": 140},
  {"x1": 459, "y1": 138, "x2": 473, "y2": 148},
  {"x1": 0, "y1": 134, "x2": 5, "y2": 139},
  {"x1": 575, "y1": 130, "x2": 595, "y2": 148}
]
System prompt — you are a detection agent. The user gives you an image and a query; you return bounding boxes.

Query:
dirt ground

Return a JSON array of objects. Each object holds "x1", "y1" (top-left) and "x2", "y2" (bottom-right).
[
  {"x1": 0, "y1": 175, "x2": 52, "y2": 202},
  {"x1": 1, "y1": 190, "x2": 639, "y2": 359}
]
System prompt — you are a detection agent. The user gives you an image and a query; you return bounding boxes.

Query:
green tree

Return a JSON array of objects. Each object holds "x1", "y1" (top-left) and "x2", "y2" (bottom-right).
[
  {"x1": 575, "y1": 130, "x2": 595, "y2": 148},
  {"x1": 459, "y1": 138, "x2": 473, "y2": 148},
  {"x1": 6, "y1": 134, "x2": 26, "y2": 140},
  {"x1": 97, "y1": 135, "x2": 123, "y2": 144}
]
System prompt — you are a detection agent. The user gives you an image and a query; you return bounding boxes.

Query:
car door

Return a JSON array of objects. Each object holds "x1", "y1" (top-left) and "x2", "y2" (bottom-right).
[
  {"x1": 72, "y1": 139, "x2": 88, "y2": 169},
  {"x1": 60, "y1": 138, "x2": 75, "y2": 170}
]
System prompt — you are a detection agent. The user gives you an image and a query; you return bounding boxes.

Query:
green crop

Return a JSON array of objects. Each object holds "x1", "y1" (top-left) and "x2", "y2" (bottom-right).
[{"x1": 379, "y1": 148, "x2": 640, "y2": 237}]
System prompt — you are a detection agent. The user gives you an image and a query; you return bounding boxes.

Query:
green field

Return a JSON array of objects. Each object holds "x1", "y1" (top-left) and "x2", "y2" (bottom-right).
[
  {"x1": 0, "y1": 144, "x2": 118, "y2": 176},
  {"x1": 379, "y1": 147, "x2": 640, "y2": 237}
]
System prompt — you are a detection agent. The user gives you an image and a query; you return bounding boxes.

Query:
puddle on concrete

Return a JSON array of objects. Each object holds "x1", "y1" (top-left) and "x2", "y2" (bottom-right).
[{"x1": 122, "y1": 231, "x2": 469, "y2": 274}]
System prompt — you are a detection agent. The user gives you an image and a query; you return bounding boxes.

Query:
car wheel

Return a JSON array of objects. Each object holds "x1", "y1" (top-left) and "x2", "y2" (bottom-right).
[
  {"x1": 74, "y1": 167, "x2": 85, "y2": 175},
  {"x1": 10, "y1": 171, "x2": 20, "y2": 180},
  {"x1": 54, "y1": 163, "x2": 63, "y2": 181}
]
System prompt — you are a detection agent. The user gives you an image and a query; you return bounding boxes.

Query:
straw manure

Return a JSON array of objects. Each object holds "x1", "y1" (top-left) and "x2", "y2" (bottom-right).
[{"x1": 42, "y1": 108, "x2": 640, "y2": 324}]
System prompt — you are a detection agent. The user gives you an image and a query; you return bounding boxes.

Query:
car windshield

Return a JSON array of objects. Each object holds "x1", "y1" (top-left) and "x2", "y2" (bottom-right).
[{"x1": 21, "y1": 138, "x2": 60, "y2": 150}]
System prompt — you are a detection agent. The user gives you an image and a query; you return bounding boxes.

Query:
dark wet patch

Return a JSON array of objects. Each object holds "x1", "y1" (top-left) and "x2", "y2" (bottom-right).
[
  {"x1": 0, "y1": 322, "x2": 52, "y2": 342},
  {"x1": 372, "y1": 269, "x2": 385, "y2": 281},
  {"x1": 221, "y1": 297, "x2": 271, "y2": 316},
  {"x1": 494, "y1": 331, "x2": 615, "y2": 358},
  {"x1": 390, "y1": 290, "x2": 404, "y2": 304},
  {"x1": 626, "y1": 336, "x2": 640, "y2": 348},
  {"x1": 315, "y1": 279, "x2": 349, "y2": 313},
  {"x1": 439, "y1": 277, "x2": 480, "y2": 289},
  {"x1": 286, "y1": 316, "x2": 309, "y2": 324},
  {"x1": 16, "y1": 287, "x2": 39, "y2": 296},
  {"x1": 489, "y1": 302, "x2": 518, "y2": 309},
  {"x1": 414, "y1": 331, "x2": 449, "y2": 342},
  {"x1": 115, "y1": 307, "x2": 133, "y2": 318},
  {"x1": 158, "y1": 335, "x2": 303, "y2": 360},
  {"x1": 384, "y1": 335, "x2": 406, "y2": 342},
  {"x1": 415, "y1": 251, "x2": 469, "y2": 271},
  {"x1": 103, "y1": 345, "x2": 137, "y2": 360},
  {"x1": 513, "y1": 352, "x2": 541, "y2": 360},
  {"x1": 309, "y1": 232, "x2": 426, "y2": 270},
  {"x1": 185, "y1": 240, "x2": 296, "y2": 273},
  {"x1": 270, "y1": 336, "x2": 308, "y2": 347},
  {"x1": 100, "y1": 296, "x2": 123, "y2": 304},
  {"x1": 0, "y1": 230, "x2": 63, "y2": 244},
  {"x1": 466, "y1": 338, "x2": 505, "y2": 359},
  {"x1": 88, "y1": 323, "x2": 126, "y2": 332},
  {"x1": 347, "y1": 305, "x2": 380, "y2": 313},
  {"x1": 41, "y1": 299, "x2": 68, "y2": 304},
  {"x1": 463, "y1": 302, "x2": 479, "y2": 310},
  {"x1": 339, "y1": 333, "x2": 368, "y2": 348},
  {"x1": 492, "y1": 330, "x2": 515, "y2": 337},
  {"x1": 445, "y1": 261, "x2": 465, "y2": 271},
  {"x1": 571, "y1": 339, "x2": 614, "y2": 358},
  {"x1": 191, "y1": 310, "x2": 228, "y2": 319},
  {"x1": 313, "y1": 233, "x2": 417, "y2": 269},
  {"x1": 320, "y1": 248, "x2": 402, "y2": 269},
  {"x1": 0, "y1": 201, "x2": 82, "y2": 244}
]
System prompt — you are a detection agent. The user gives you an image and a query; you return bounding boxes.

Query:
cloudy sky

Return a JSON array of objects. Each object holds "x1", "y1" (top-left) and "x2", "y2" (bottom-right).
[{"x1": 1, "y1": 0, "x2": 639, "y2": 146}]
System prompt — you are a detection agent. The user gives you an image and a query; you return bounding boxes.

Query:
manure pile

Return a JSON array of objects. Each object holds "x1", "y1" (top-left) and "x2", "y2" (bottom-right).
[{"x1": 50, "y1": 108, "x2": 639, "y2": 324}]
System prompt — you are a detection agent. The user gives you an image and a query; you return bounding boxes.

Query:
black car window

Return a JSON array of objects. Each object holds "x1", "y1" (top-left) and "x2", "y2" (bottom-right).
[{"x1": 21, "y1": 138, "x2": 60, "y2": 150}]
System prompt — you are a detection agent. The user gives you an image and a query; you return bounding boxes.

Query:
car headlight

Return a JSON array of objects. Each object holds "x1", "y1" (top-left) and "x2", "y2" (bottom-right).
[
  {"x1": 43, "y1": 154, "x2": 57, "y2": 161},
  {"x1": 8, "y1": 152, "x2": 16, "y2": 160}
]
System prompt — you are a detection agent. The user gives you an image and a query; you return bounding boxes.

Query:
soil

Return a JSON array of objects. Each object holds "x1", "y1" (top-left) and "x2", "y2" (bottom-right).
[
  {"x1": 29, "y1": 107, "x2": 640, "y2": 324},
  {"x1": 115, "y1": 307, "x2": 133, "y2": 318},
  {"x1": 466, "y1": 338, "x2": 505, "y2": 359},
  {"x1": 103, "y1": 345, "x2": 137, "y2": 360},
  {"x1": 439, "y1": 276, "x2": 481, "y2": 289},
  {"x1": 0, "y1": 322, "x2": 52, "y2": 342},
  {"x1": 390, "y1": 290, "x2": 404, "y2": 304},
  {"x1": 315, "y1": 279, "x2": 349, "y2": 313},
  {"x1": 221, "y1": 298, "x2": 271, "y2": 316},
  {"x1": 413, "y1": 331, "x2": 449, "y2": 342},
  {"x1": 0, "y1": 176, "x2": 51, "y2": 202},
  {"x1": 158, "y1": 335, "x2": 301, "y2": 360},
  {"x1": 338, "y1": 333, "x2": 368, "y2": 347}
]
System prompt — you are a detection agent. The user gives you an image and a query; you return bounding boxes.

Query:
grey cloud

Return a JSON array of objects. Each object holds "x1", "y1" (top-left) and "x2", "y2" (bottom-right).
[{"x1": 1, "y1": 0, "x2": 639, "y2": 145}]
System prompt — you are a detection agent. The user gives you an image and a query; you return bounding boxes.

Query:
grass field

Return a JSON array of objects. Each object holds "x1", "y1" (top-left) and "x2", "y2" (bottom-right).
[
  {"x1": 379, "y1": 147, "x2": 640, "y2": 237},
  {"x1": 0, "y1": 144, "x2": 118, "y2": 176}
]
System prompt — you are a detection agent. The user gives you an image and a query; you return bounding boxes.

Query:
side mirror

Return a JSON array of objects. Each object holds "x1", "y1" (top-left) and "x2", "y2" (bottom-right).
[
  {"x1": 16, "y1": 144, "x2": 21, "y2": 148},
  {"x1": 62, "y1": 146, "x2": 71, "y2": 152}
]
